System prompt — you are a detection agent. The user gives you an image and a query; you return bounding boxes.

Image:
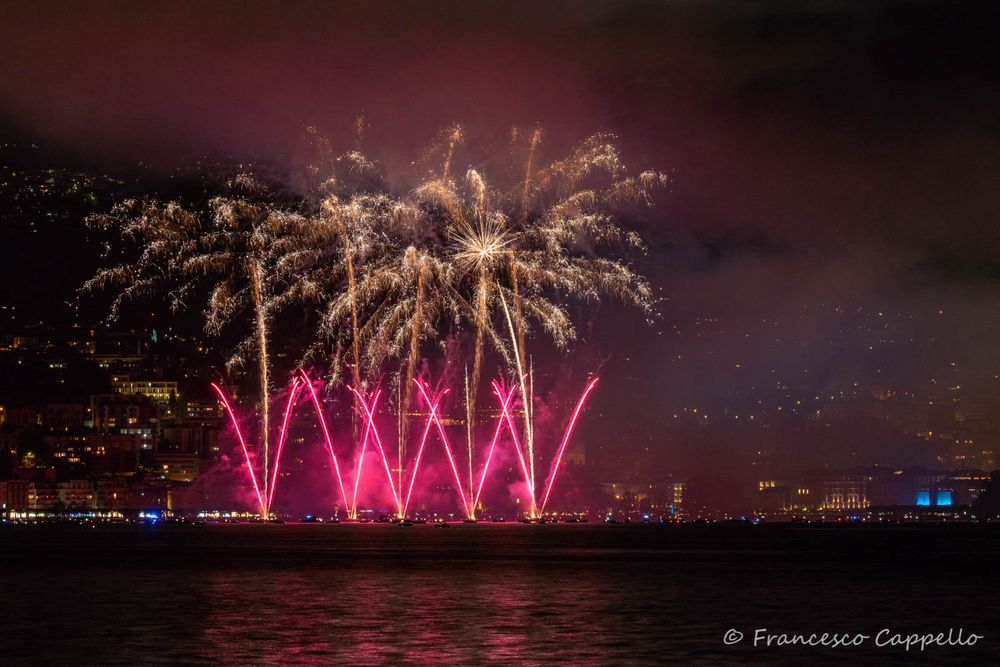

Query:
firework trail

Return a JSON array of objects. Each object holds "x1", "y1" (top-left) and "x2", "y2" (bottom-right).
[
  {"x1": 267, "y1": 378, "x2": 302, "y2": 511},
  {"x1": 301, "y1": 126, "x2": 662, "y2": 515},
  {"x1": 210, "y1": 382, "x2": 265, "y2": 515},
  {"x1": 207, "y1": 372, "x2": 595, "y2": 518},
  {"x1": 413, "y1": 380, "x2": 472, "y2": 519},
  {"x1": 348, "y1": 387, "x2": 377, "y2": 519},
  {"x1": 439, "y1": 124, "x2": 463, "y2": 181},
  {"x1": 402, "y1": 386, "x2": 445, "y2": 516},
  {"x1": 209, "y1": 378, "x2": 301, "y2": 519},
  {"x1": 465, "y1": 366, "x2": 474, "y2": 507},
  {"x1": 347, "y1": 386, "x2": 403, "y2": 518},
  {"x1": 493, "y1": 381, "x2": 537, "y2": 516},
  {"x1": 87, "y1": 124, "x2": 661, "y2": 517},
  {"x1": 540, "y1": 377, "x2": 599, "y2": 513},
  {"x1": 474, "y1": 382, "x2": 519, "y2": 508},
  {"x1": 298, "y1": 370, "x2": 350, "y2": 514},
  {"x1": 85, "y1": 174, "x2": 320, "y2": 510}
]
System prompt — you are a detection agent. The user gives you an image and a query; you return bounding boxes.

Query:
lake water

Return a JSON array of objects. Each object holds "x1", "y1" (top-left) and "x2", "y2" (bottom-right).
[{"x1": 1, "y1": 523, "x2": 997, "y2": 664}]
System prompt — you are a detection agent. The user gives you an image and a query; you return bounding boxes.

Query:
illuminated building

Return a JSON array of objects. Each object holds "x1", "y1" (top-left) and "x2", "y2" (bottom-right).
[
  {"x1": 89, "y1": 393, "x2": 155, "y2": 431},
  {"x1": 44, "y1": 433, "x2": 140, "y2": 468},
  {"x1": 821, "y1": 475, "x2": 870, "y2": 510},
  {"x1": 1, "y1": 480, "x2": 30, "y2": 511},
  {"x1": 184, "y1": 399, "x2": 222, "y2": 422},
  {"x1": 865, "y1": 467, "x2": 990, "y2": 509},
  {"x1": 601, "y1": 478, "x2": 685, "y2": 516},
  {"x1": 88, "y1": 331, "x2": 145, "y2": 370},
  {"x1": 111, "y1": 376, "x2": 179, "y2": 407},
  {"x1": 28, "y1": 483, "x2": 58, "y2": 510},
  {"x1": 153, "y1": 452, "x2": 200, "y2": 482},
  {"x1": 57, "y1": 480, "x2": 95, "y2": 509},
  {"x1": 755, "y1": 480, "x2": 791, "y2": 512},
  {"x1": 162, "y1": 423, "x2": 218, "y2": 457},
  {"x1": 672, "y1": 482, "x2": 685, "y2": 508},
  {"x1": 119, "y1": 427, "x2": 155, "y2": 451}
]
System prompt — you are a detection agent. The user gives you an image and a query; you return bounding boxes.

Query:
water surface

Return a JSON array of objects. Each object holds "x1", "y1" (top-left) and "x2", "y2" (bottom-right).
[{"x1": 1, "y1": 523, "x2": 997, "y2": 664}]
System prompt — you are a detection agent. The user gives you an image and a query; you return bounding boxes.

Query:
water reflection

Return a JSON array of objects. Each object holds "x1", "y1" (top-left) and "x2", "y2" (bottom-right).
[
  {"x1": 2, "y1": 524, "x2": 998, "y2": 664},
  {"x1": 201, "y1": 560, "x2": 665, "y2": 664}
]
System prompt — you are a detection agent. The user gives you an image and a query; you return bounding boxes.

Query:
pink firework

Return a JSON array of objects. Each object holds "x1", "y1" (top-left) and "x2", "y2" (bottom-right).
[
  {"x1": 298, "y1": 371, "x2": 350, "y2": 515},
  {"x1": 211, "y1": 373, "x2": 598, "y2": 519},
  {"x1": 210, "y1": 378, "x2": 301, "y2": 518}
]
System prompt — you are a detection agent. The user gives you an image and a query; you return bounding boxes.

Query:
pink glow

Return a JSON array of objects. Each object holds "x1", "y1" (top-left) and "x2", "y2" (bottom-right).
[
  {"x1": 347, "y1": 387, "x2": 379, "y2": 517},
  {"x1": 402, "y1": 390, "x2": 444, "y2": 516},
  {"x1": 298, "y1": 371, "x2": 350, "y2": 513},
  {"x1": 210, "y1": 382, "x2": 265, "y2": 515},
  {"x1": 473, "y1": 383, "x2": 518, "y2": 509},
  {"x1": 414, "y1": 380, "x2": 472, "y2": 518},
  {"x1": 209, "y1": 372, "x2": 597, "y2": 518},
  {"x1": 267, "y1": 379, "x2": 302, "y2": 510},
  {"x1": 540, "y1": 377, "x2": 599, "y2": 513},
  {"x1": 348, "y1": 386, "x2": 402, "y2": 516},
  {"x1": 493, "y1": 381, "x2": 537, "y2": 515}
]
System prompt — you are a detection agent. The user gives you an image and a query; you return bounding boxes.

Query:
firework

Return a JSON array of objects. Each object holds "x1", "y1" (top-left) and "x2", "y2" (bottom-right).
[
  {"x1": 85, "y1": 174, "x2": 319, "y2": 515},
  {"x1": 211, "y1": 382, "x2": 265, "y2": 515},
  {"x1": 210, "y1": 378, "x2": 301, "y2": 519},
  {"x1": 413, "y1": 380, "x2": 472, "y2": 519},
  {"x1": 406, "y1": 131, "x2": 662, "y2": 511},
  {"x1": 348, "y1": 385, "x2": 402, "y2": 517},
  {"x1": 299, "y1": 371, "x2": 350, "y2": 513},
  {"x1": 473, "y1": 383, "x2": 518, "y2": 509},
  {"x1": 267, "y1": 378, "x2": 303, "y2": 511},
  {"x1": 539, "y1": 377, "x2": 600, "y2": 513},
  {"x1": 210, "y1": 374, "x2": 597, "y2": 519},
  {"x1": 402, "y1": 385, "x2": 445, "y2": 516},
  {"x1": 88, "y1": 124, "x2": 661, "y2": 518},
  {"x1": 299, "y1": 128, "x2": 661, "y2": 516}
]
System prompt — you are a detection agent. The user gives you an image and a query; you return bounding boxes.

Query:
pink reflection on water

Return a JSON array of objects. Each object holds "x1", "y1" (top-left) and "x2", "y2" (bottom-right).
[{"x1": 198, "y1": 528, "x2": 624, "y2": 664}]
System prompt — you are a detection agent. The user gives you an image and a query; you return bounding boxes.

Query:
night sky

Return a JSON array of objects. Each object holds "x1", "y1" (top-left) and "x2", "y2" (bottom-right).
[{"x1": 2, "y1": 1, "x2": 1000, "y2": 505}]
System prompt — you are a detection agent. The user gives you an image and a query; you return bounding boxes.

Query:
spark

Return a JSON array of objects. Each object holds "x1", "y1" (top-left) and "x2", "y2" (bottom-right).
[
  {"x1": 493, "y1": 380, "x2": 538, "y2": 516},
  {"x1": 403, "y1": 387, "x2": 446, "y2": 516},
  {"x1": 348, "y1": 386, "x2": 402, "y2": 517},
  {"x1": 474, "y1": 383, "x2": 518, "y2": 509},
  {"x1": 267, "y1": 378, "x2": 302, "y2": 511},
  {"x1": 85, "y1": 174, "x2": 320, "y2": 509},
  {"x1": 540, "y1": 377, "x2": 600, "y2": 513},
  {"x1": 210, "y1": 382, "x2": 265, "y2": 516},
  {"x1": 414, "y1": 380, "x2": 472, "y2": 519},
  {"x1": 91, "y1": 126, "x2": 657, "y2": 519},
  {"x1": 347, "y1": 387, "x2": 378, "y2": 519},
  {"x1": 208, "y1": 374, "x2": 597, "y2": 518},
  {"x1": 298, "y1": 370, "x2": 350, "y2": 513}
]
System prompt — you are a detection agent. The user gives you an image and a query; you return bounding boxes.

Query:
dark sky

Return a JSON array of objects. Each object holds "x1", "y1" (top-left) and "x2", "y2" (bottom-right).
[{"x1": 2, "y1": 0, "x2": 1000, "y2": 491}]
